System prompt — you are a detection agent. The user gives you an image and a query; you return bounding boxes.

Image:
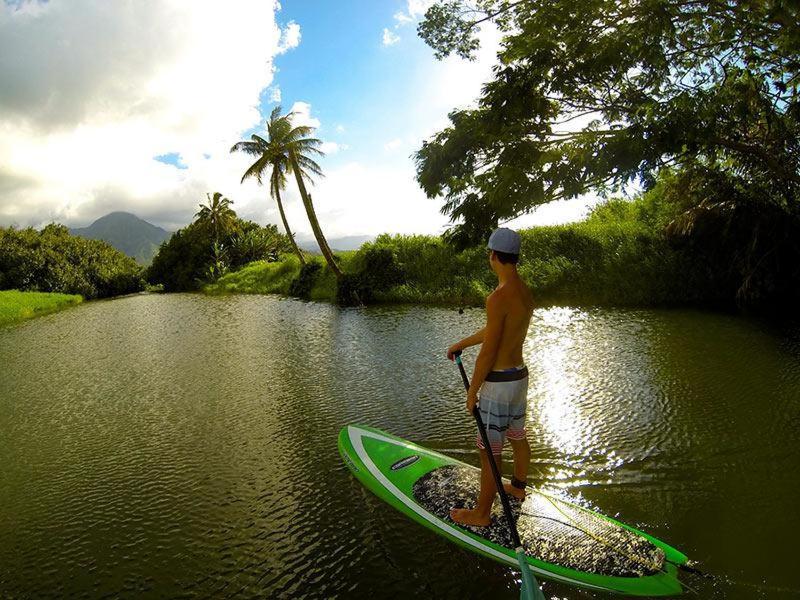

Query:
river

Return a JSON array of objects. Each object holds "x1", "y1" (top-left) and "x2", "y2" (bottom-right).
[{"x1": 1, "y1": 293, "x2": 798, "y2": 599}]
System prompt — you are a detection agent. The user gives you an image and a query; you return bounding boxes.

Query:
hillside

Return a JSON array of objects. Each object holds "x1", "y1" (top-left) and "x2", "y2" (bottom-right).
[{"x1": 71, "y1": 212, "x2": 170, "y2": 264}]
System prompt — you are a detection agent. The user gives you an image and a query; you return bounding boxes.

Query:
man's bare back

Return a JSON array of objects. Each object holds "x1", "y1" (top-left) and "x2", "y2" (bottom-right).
[{"x1": 489, "y1": 277, "x2": 534, "y2": 370}]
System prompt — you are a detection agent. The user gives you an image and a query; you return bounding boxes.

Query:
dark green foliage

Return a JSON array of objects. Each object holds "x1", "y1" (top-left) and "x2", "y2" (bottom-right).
[
  {"x1": 359, "y1": 245, "x2": 406, "y2": 289},
  {"x1": 206, "y1": 181, "x2": 791, "y2": 309},
  {"x1": 415, "y1": 0, "x2": 800, "y2": 308},
  {"x1": 289, "y1": 261, "x2": 322, "y2": 299},
  {"x1": 659, "y1": 167, "x2": 800, "y2": 310},
  {"x1": 335, "y1": 272, "x2": 368, "y2": 306},
  {"x1": 228, "y1": 224, "x2": 289, "y2": 267},
  {"x1": 148, "y1": 202, "x2": 293, "y2": 292},
  {"x1": 0, "y1": 224, "x2": 144, "y2": 299},
  {"x1": 147, "y1": 221, "x2": 213, "y2": 292},
  {"x1": 336, "y1": 245, "x2": 408, "y2": 304}
]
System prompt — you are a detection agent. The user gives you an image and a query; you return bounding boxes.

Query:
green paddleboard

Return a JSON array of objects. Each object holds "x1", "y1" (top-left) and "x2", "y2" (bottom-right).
[{"x1": 338, "y1": 424, "x2": 687, "y2": 596}]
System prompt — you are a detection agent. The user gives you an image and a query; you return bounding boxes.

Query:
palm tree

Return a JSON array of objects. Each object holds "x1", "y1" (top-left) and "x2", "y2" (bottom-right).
[
  {"x1": 195, "y1": 192, "x2": 236, "y2": 245},
  {"x1": 231, "y1": 106, "x2": 342, "y2": 277},
  {"x1": 231, "y1": 107, "x2": 306, "y2": 266}
]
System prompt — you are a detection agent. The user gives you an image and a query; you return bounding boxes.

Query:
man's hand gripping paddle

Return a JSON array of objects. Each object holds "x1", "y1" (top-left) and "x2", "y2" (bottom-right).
[{"x1": 452, "y1": 350, "x2": 545, "y2": 600}]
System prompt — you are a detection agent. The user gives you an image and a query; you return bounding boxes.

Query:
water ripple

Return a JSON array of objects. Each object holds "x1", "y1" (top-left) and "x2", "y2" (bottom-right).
[{"x1": 0, "y1": 295, "x2": 798, "y2": 599}]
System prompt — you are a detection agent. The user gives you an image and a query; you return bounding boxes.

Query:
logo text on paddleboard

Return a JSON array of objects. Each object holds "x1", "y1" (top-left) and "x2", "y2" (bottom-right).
[{"x1": 390, "y1": 455, "x2": 420, "y2": 470}]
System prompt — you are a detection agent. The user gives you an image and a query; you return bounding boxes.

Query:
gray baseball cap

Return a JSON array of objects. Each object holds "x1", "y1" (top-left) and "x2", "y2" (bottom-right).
[{"x1": 487, "y1": 227, "x2": 521, "y2": 254}]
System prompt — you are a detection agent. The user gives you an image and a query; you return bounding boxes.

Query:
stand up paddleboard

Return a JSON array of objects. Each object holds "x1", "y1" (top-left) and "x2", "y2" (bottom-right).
[{"x1": 339, "y1": 425, "x2": 687, "y2": 596}]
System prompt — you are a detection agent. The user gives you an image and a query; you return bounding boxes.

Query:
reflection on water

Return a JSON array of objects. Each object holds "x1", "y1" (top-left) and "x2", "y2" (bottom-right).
[{"x1": 1, "y1": 294, "x2": 798, "y2": 599}]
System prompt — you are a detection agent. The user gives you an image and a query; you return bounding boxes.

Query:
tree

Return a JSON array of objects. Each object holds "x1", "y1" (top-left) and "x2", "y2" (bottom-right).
[
  {"x1": 195, "y1": 192, "x2": 236, "y2": 245},
  {"x1": 414, "y1": 0, "x2": 800, "y2": 305},
  {"x1": 231, "y1": 106, "x2": 306, "y2": 266},
  {"x1": 232, "y1": 105, "x2": 342, "y2": 278},
  {"x1": 415, "y1": 0, "x2": 799, "y2": 232}
]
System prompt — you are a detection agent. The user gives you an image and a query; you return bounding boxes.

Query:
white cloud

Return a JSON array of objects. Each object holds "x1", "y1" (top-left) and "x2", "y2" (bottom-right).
[
  {"x1": 393, "y1": 11, "x2": 413, "y2": 25},
  {"x1": 509, "y1": 196, "x2": 602, "y2": 229},
  {"x1": 269, "y1": 86, "x2": 282, "y2": 102},
  {"x1": 279, "y1": 161, "x2": 450, "y2": 239},
  {"x1": 384, "y1": 138, "x2": 402, "y2": 151},
  {"x1": 278, "y1": 20, "x2": 301, "y2": 54},
  {"x1": 335, "y1": 124, "x2": 346, "y2": 133},
  {"x1": 319, "y1": 141, "x2": 347, "y2": 154},
  {"x1": 287, "y1": 101, "x2": 321, "y2": 129},
  {"x1": 0, "y1": 0, "x2": 293, "y2": 230},
  {"x1": 393, "y1": 0, "x2": 435, "y2": 25},
  {"x1": 382, "y1": 28, "x2": 400, "y2": 46}
]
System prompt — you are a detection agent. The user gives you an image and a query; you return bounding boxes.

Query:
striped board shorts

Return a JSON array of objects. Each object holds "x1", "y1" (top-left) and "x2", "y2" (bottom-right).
[{"x1": 476, "y1": 366, "x2": 529, "y2": 455}]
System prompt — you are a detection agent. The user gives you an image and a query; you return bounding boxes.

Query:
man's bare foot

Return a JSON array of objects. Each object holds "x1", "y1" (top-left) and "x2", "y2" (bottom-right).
[
  {"x1": 450, "y1": 507, "x2": 491, "y2": 527},
  {"x1": 503, "y1": 482, "x2": 526, "y2": 500}
]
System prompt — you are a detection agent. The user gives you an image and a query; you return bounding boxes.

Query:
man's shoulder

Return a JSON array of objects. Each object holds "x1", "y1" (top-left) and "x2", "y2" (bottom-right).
[
  {"x1": 486, "y1": 287, "x2": 507, "y2": 310},
  {"x1": 489, "y1": 279, "x2": 532, "y2": 309}
]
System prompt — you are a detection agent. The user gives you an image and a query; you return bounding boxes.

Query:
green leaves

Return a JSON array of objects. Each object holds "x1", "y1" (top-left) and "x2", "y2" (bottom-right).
[
  {"x1": 148, "y1": 203, "x2": 292, "y2": 292},
  {"x1": 0, "y1": 225, "x2": 144, "y2": 299},
  {"x1": 415, "y1": 0, "x2": 800, "y2": 245}
]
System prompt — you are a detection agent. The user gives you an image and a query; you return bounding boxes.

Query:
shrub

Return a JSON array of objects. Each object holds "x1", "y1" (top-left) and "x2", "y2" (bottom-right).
[
  {"x1": 0, "y1": 224, "x2": 144, "y2": 299},
  {"x1": 289, "y1": 261, "x2": 322, "y2": 299}
]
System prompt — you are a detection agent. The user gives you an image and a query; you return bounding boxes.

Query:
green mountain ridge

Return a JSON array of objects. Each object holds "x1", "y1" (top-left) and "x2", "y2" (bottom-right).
[{"x1": 70, "y1": 212, "x2": 170, "y2": 264}]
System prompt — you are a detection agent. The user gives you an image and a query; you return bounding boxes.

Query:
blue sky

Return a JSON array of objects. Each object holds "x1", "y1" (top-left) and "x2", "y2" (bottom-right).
[
  {"x1": 0, "y1": 0, "x2": 593, "y2": 238},
  {"x1": 260, "y1": 0, "x2": 595, "y2": 239},
  {"x1": 269, "y1": 1, "x2": 443, "y2": 167}
]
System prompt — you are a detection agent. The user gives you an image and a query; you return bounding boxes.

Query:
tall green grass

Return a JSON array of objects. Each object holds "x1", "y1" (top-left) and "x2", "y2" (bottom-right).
[
  {"x1": 202, "y1": 221, "x2": 698, "y2": 307},
  {"x1": 0, "y1": 290, "x2": 83, "y2": 326}
]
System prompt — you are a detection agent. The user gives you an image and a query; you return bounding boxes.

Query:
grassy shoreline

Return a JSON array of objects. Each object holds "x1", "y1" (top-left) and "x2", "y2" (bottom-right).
[
  {"x1": 0, "y1": 290, "x2": 83, "y2": 327},
  {"x1": 203, "y1": 222, "x2": 713, "y2": 309}
]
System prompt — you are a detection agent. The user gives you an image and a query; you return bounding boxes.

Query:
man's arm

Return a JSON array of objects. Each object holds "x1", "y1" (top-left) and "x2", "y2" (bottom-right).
[
  {"x1": 467, "y1": 293, "x2": 505, "y2": 412},
  {"x1": 447, "y1": 327, "x2": 485, "y2": 360}
]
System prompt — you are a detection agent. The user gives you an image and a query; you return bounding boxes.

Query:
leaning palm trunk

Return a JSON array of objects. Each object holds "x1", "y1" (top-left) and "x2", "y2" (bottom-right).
[
  {"x1": 273, "y1": 186, "x2": 305, "y2": 265},
  {"x1": 288, "y1": 151, "x2": 342, "y2": 278}
]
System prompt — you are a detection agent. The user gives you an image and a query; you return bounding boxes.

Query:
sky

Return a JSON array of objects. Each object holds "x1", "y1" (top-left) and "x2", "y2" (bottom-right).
[{"x1": 0, "y1": 0, "x2": 596, "y2": 241}]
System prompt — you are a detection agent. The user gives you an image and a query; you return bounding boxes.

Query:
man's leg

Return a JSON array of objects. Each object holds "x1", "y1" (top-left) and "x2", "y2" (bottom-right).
[
  {"x1": 503, "y1": 437, "x2": 530, "y2": 500},
  {"x1": 451, "y1": 449, "x2": 501, "y2": 526}
]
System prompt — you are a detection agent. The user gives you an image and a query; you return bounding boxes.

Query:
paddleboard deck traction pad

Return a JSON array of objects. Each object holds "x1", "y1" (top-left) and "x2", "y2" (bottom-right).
[{"x1": 413, "y1": 464, "x2": 665, "y2": 578}]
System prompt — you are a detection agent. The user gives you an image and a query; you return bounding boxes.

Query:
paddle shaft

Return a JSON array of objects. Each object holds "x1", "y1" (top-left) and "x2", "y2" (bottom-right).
[{"x1": 452, "y1": 351, "x2": 522, "y2": 548}]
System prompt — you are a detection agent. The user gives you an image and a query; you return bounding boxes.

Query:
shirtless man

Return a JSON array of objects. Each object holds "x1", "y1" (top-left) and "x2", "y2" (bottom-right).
[{"x1": 447, "y1": 227, "x2": 534, "y2": 527}]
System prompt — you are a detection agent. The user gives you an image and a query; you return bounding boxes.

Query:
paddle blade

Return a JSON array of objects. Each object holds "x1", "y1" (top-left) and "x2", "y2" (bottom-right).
[{"x1": 517, "y1": 548, "x2": 545, "y2": 600}]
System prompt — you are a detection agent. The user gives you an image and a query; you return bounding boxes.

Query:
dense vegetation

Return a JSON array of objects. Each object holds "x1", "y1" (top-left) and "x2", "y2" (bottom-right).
[
  {"x1": 0, "y1": 290, "x2": 83, "y2": 327},
  {"x1": 148, "y1": 198, "x2": 294, "y2": 292},
  {"x1": 205, "y1": 182, "x2": 737, "y2": 308},
  {"x1": 0, "y1": 224, "x2": 145, "y2": 299},
  {"x1": 415, "y1": 0, "x2": 800, "y2": 310}
]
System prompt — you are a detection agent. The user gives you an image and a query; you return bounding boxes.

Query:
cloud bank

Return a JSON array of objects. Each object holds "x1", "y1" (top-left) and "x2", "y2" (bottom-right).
[{"x1": 0, "y1": 0, "x2": 290, "y2": 230}]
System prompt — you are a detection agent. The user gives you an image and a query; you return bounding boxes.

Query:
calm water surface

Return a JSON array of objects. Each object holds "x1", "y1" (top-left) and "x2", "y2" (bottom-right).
[{"x1": 1, "y1": 294, "x2": 798, "y2": 599}]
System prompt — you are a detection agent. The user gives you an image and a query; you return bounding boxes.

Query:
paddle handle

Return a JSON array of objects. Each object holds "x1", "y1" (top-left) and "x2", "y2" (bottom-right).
[{"x1": 452, "y1": 350, "x2": 471, "y2": 390}]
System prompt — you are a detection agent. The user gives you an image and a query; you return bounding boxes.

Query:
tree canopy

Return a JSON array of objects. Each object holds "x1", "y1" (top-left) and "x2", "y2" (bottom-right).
[
  {"x1": 231, "y1": 105, "x2": 342, "y2": 278},
  {"x1": 415, "y1": 0, "x2": 800, "y2": 245}
]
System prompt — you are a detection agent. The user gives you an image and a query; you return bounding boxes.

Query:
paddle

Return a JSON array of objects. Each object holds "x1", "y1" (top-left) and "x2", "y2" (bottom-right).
[{"x1": 452, "y1": 350, "x2": 545, "y2": 600}]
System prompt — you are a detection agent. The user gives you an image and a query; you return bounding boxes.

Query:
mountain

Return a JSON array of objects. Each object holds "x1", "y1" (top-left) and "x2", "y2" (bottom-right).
[
  {"x1": 297, "y1": 235, "x2": 374, "y2": 253},
  {"x1": 70, "y1": 212, "x2": 170, "y2": 264}
]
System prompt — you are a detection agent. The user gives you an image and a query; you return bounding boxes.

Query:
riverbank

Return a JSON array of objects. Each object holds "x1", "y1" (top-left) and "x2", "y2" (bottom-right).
[
  {"x1": 203, "y1": 220, "x2": 715, "y2": 308},
  {"x1": 0, "y1": 290, "x2": 83, "y2": 326}
]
